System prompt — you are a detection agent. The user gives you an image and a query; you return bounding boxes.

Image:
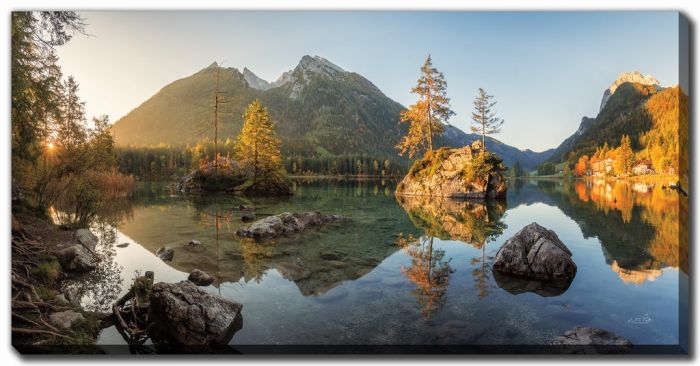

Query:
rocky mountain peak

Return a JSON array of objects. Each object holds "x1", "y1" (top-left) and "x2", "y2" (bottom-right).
[
  {"x1": 270, "y1": 55, "x2": 347, "y2": 99},
  {"x1": 243, "y1": 67, "x2": 272, "y2": 91},
  {"x1": 599, "y1": 71, "x2": 660, "y2": 112}
]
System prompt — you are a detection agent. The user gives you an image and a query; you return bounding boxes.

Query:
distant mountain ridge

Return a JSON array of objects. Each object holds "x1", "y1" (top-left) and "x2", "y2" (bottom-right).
[
  {"x1": 112, "y1": 55, "x2": 553, "y2": 170},
  {"x1": 548, "y1": 71, "x2": 672, "y2": 164}
]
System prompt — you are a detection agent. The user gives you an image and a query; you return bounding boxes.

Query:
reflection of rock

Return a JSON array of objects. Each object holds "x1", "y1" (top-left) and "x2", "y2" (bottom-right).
[
  {"x1": 235, "y1": 211, "x2": 343, "y2": 240},
  {"x1": 492, "y1": 270, "x2": 572, "y2": 297},
  {"x1": 188, "y1": 269, "x2": 214, "y2": 286},
  {"x1": 149, "y1": 281, "x2": 243, "y2": 345},
  {"x1": 550, "y1": 327, "x2": 632, "y2": 354},
  {"x1": 493, "y1": 223, "x2": 577, "y2": 281},
  {"x1": 397, "y1": 195, "x2": 506, "y2": 248},
  {"x1": 241, "y1": 213, "x2": 255, "y2": 222},
  {"x1": 610, "y1": 260, "x2": 662, "y2": 285},
  {"x1": 396, "y1": 146, "x2": 507, "y2": 199},
  {"x1": 157, "y1": 246, "x2": 174, "y2": 261},
  {"x1": 55, "y1": 245, "x2": 97, "y2": 273}
]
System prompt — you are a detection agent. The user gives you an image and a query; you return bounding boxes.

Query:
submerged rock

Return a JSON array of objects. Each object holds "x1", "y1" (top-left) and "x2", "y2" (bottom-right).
[
  {"x1": 550, "y1": 327, "x2": 632, "y2": 354},
  {"x1": 156, "y1": 246, "x2": 174, "y2": 262},
  {"x1": 116, "y1": 242, "x2": 129, "y2": 248},
  {"x1": 188, "y1": 269, "x2": 214, "y2": 286},
  {"x1": 493, "y1": 222, "x2": 577, "y2": 282},
  {"x1": 148, "y1": 281, "x2": 243, "y2": 345},
  {"x1": 188, "y1": 240, "x2": 201, "y2": 247},
  {"x1": 55, "y1": 245, "x2": 97, "y2": 272},
  {"x1": 235, "y1": 211, "x2": 343, "y2": 240},
  {"x1": 49, "y1": 310, "x2": 84, "y2": 330},
  {"x1": 396, "y1": 144, "x2": 507, "y2": 200},
  {"x1": 241, "y1": 213, "x2": 255, "y2": 222}
]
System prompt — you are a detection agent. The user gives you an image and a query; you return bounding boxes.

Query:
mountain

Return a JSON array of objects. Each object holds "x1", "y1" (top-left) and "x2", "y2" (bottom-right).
[
  {"x1": 548, "y1": 71, "x2": 667, "y2": 164},
  {"x1": 112, "y1": 55, "x2": 551, "y2": 169}
]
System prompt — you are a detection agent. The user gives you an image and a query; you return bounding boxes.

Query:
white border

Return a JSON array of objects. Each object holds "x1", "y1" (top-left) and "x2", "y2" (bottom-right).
[{"x1": 1, "y1": 1, "x2": 697, "y2": 365}]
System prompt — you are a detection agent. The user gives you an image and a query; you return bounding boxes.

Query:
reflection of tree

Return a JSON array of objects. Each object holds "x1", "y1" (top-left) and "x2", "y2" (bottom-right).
[
  {"x1": 239, "y1": 238, "x2": 274, "y2": 283},
  {"x1": 60, "y1": 223, "x2": 123, "y2": 312},
  {"x1": 470, "y1": 245, "x2": 494, "y2": 299},
  {"x1": 396, "y1": 234, "x2": 454, "y2": 320}
]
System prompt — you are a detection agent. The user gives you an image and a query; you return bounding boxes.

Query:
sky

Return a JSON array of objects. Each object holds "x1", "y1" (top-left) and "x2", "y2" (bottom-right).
[{"x1": 56, "y1": 11, "x2": 679, "y2": 152}]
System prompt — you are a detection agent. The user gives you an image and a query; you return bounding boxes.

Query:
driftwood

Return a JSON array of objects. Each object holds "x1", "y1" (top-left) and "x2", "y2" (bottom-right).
[{"x1": 111, "y1": 271, "x2": 154, "y2": 345}]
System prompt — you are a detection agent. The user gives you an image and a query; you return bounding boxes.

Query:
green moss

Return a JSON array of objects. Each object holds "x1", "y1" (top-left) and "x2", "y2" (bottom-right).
[{"x1": 32, "y1": 259, "x2": 61, "y2": 284}]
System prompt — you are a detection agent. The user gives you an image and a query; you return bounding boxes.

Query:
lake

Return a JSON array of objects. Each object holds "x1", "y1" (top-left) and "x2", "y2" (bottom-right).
[{"x1": 62, "y1": 178, "x2": 688, "y2": 352}]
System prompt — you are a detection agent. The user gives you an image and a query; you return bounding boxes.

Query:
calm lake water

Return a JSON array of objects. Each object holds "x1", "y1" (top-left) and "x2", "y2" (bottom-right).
[{"x1": 64, "y1": 178, "x2": 687, "y2": 350}]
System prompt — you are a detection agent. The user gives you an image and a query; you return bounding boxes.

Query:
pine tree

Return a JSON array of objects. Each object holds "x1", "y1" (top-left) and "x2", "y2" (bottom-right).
[
  {"x1": 235, "y1": 99, "x2": 283, "y2": 183},
  {"x1": 396, "y1": 55, "x2": 454, "y2": 158},
  {"x1": 470, "y1": 88, "x2": 504, "y2": 151}
]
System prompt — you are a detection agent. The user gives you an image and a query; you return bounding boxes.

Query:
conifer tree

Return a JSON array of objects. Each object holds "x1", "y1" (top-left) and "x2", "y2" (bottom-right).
[
  {"x1": 396, "y1": 55, "x2": 454, "y2": 158},
  {"x1": 470, "y1": 88, "x2": 504, "y2": 151},
  {"x1": 235, "y1": 99, "x2": 283, "y2": 183}
]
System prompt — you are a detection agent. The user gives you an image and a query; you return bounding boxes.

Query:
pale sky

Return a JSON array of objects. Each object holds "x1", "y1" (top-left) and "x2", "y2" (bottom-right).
[{"x1": 56, "y1": 11, "x2": 679, "y2": 152}]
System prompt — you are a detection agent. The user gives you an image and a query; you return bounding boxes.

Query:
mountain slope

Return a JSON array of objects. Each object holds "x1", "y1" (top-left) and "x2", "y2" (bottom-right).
[
  {"x1": 112, "y1": 55, "x2": 551, "y2": 168},
  {"x1": 548, "y1": 72, "x2": 665, "y2": 164}
]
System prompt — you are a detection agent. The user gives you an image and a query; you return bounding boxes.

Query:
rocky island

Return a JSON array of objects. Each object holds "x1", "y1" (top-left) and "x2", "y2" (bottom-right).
[{"x1": 396, "y1": 140, "x2": 507, "y2": 200}]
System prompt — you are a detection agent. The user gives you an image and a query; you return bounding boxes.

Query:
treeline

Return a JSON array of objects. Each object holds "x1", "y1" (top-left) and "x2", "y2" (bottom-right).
[{"x1": 116, "y1": 140, "x2": 408, "y2": 179}]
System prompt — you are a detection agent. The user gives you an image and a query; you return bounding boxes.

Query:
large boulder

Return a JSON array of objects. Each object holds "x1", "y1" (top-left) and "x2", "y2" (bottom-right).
[
  {"x1": 55, "y1": 245, "x2": 97, "y2": 272},
  {"x1": 75, "y1": 228, "x2": 98, "y2": 250},
  {"x1": 493, "y1": 222, "x2": 577, "y2": 281},
  {"x1": 148, "y1": 281, "x2": 243, "y2": 345},
  {"x1": 396, "y1": 147, "x2": 507, "y2": 199},
  {"x1": 550, "y1": 327, "x2": 632, "y2": 354},
  {"x1": 235, "y1": 212, "x2": 343, "y2": 240}
]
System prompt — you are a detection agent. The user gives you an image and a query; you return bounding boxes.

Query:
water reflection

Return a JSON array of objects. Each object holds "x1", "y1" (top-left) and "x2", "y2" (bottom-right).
[
  {"x1": 396, "y1": 234, "x2": 454, "y2": 320},
  {"x1": 521, "y1": 178, "x2": 686, "y2": 285}
]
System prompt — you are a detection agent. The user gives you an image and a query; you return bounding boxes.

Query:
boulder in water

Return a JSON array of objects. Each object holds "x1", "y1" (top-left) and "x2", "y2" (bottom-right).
[
  {"x1": 493, "y1": 222, "x2": 577, "y2": 281},
  {"x1": 188, "y1": 269, "x2": 214, "y2": 286},
  {"x1": 156, "y1": 246, "x2": 174, "y2": 261},
  {"x1": 55, "y1": 245, "x2": 97, "y2": 273},
  {"x1": 148, "y1": 281, "x2": 243, "y2": 345},
  {"x1": 235, "y1": 211, "x2": 343, "y2": 240},
  {"x1": 550, "y1": 327, "x2": 632, "y2": 353}
]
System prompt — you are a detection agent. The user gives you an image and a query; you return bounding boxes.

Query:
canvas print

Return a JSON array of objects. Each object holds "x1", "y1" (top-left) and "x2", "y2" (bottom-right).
[{"x1": 10, "y1": 11, "x2": 689, "y2": 354}]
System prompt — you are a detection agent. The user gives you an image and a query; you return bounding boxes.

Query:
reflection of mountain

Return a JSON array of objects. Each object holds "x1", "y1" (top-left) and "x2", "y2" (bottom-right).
[
  {"x1": 396, "y1": 195, "x2": 507, "y2": 248},
  {"x1": 117, "y1": 181, "x2": 415, "y2": 296},
  {"x1": 517, "y1": 179, "x2": 686, "y2": 284}
]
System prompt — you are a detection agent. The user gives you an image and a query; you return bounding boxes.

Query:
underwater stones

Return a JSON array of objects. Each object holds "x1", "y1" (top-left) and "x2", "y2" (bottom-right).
[
  {"x1": 156, "y1": 246, "x2": 174, "y2": 261},
  {"x1": 319, "y1": 250, "x2": 345, "y2": 261},
  {"x1": 550, "y1": 327, "x2": 632, "y2": 354},
  {"x1": 188, "y1": 269, "x2": 214, "y2": 286},
  {"x1": 241, "y1": 213, "x2": 256, "y2": 222},
  {"x1": 116, "y1": 242, "x2": 129, "y2": 248},
  {"x1": 235, "y1": 211, "x2": 343, "y2": 240},
  {"x1": 55, "y1": 245, "x2": 97, "y2": 273},
  {"x1": 493, "y1": 222, "x2": 577, "y2": 282},
  {"x1": 188, "y1": 240, "x2": 201, "y2": 247},
  {"x1": 149, "y1": 281, "x2": 242, "y2": 345}
]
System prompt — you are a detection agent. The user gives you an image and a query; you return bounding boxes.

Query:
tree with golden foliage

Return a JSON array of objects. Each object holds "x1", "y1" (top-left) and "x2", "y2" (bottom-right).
[
  {"x1": 574, "y1": 155, "x2": 590, "y2": 177},
  {"x1": 396, "y1": 55, "x2": 454, "y2": 158},
  {"x1": 613, "y1": 135, "x2": 634, "y2": 176},
  {"x1": 234, "y1": 99, "x2": 283, "y2": 183}
]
